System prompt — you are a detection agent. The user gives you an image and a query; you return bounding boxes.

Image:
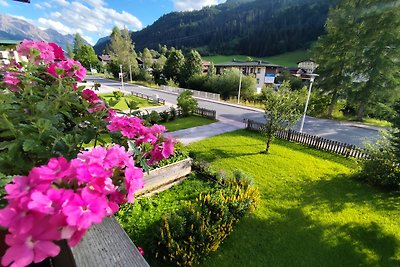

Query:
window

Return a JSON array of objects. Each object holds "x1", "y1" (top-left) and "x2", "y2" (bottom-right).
[
  {"x1": 256, "y1": 78, "x2": 260, "y2": 84},
  {"x1": 257, "y1": 68, "x2": 261, "y2": 74}
]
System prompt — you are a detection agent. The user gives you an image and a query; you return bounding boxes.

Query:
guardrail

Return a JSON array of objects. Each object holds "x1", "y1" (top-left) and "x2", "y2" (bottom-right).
[
  {"x1": 160, "y1": 85, "x2": 220, "y2": 101},
  {"x1": 130, "y1": 91, "x2": 165, "y2": 105}
]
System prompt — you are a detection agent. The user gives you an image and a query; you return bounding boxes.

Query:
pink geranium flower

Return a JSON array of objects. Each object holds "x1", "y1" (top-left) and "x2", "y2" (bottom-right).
[
  {"x1": 62, "y1": 188, "x2": 108, "y2": 229},
  {"x1": 1, "y1": 219, "x2": 61, "y2": 267},
  {"x1": 48, "y1": 43, "x2": 65, "y2": 60}
]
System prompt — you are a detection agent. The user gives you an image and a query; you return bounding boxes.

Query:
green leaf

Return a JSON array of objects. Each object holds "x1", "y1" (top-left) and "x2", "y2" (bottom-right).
[{"x1": 22, "y1": 139, "x2": 40, "y2": 152}]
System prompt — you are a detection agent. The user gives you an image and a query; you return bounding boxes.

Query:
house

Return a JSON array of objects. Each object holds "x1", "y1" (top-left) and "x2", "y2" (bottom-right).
[
  {"x1": 0, "y1": 40, "x2": 24, "y2": 66},
  {"x1": 99, "y1": 54, "x2": 112, "y2": 65},
  {"x1": 215, "y1": 60, "x2": 280, "y2": 92},
  {"x1": 297, "y1": 59, "x2": 319, "y2": 74},
  {"x1": 202, "y1": 60, "x2": 210, "y2": 75}
]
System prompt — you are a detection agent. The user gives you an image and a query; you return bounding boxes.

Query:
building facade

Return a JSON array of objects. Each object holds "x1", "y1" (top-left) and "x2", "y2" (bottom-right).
[{"x1": 215, "y1": 60, "x2": 280, "y2": 93}]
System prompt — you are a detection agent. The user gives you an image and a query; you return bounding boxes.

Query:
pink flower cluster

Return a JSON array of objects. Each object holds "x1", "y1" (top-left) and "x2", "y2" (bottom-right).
[
  {"x1": 47, "y1": 59, "x2": 86, "y2": 82},
  {"x1": 17, "y1": 40, "x2": 65, "y2": 64},
  {"x1": 3, "y1": 71, "x2": 21, "y2": 92},
  {"x1": 0, "y1": 145, "x2": 143, "y2": 267},
  {"x1": 81, "y1": 89, "x2": 107, "y2": 113},
  {"x1": 107, "y1": 115, "x2": 176, "y2": 165}
]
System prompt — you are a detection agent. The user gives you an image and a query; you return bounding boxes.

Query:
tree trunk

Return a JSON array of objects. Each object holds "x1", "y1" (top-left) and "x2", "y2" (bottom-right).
[
  {"x1": 357, "y1": 101, "x2": 366, "y2": 121},
  {"x1": 265, "y1": 136, "x2": 272, "y2": 154},
  {"x1": 327, "y1": 89, "x2": 338, "y2": 117}
]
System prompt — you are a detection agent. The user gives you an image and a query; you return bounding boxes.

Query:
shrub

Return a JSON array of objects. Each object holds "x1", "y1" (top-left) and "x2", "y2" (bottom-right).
[
  {"x1": 160, "y1": 110, "x2": 170, "y2": 122},
  {"x1": 177, "y1": 90, "x2": 198, "y2": 116},
  {"x1": 357, "y1": 135, "x2": 400, "y2": 190},
  {"x1": 152, "y1": 142, "x2": 189, "y2": 169},
  {"x1": 154, "y1": 169, "x2": 259, "y2": 266},
  {"x1": 169, "y1": 107, "x2": 178, "y2": 120},
  {"x1": 147, "y1": 110, "x2": 162, "y2": 124}
]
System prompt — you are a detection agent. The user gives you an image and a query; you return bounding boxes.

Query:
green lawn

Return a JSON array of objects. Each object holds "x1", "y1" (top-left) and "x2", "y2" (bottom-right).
[
  {"x1": 162, "y1": 116, "x2": 216, "y2": 132},
  {"x1": 187, "y1": 130, "x2": 400, "y2": 267},
  {"x1": 99, "y1": 93, "x2": 158, "y2": 111},
  {"x1": 203, "y1": 50, "x2": 311, "y2": 67}
]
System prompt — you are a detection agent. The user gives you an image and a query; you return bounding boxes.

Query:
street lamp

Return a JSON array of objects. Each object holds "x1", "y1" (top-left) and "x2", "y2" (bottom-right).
[
  {"x1": 237, "y1": 69, "x2": 243, "y2": 104},
  {"x1": 299, "y1": 73, "x2": 319, "y2": 133},
  {"x1": 119, "y1": 65, "x2": 124, "y2": 90}
]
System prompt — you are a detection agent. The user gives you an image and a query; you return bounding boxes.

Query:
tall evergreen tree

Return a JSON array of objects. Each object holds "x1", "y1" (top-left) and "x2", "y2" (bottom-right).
[
  {"x1": 108, "y1": 27, "x2": 139, "y2": 78},
  {"x1": 181, "y1": 49, "x2": 203, "y2": 85},
  {"x1": 142, "y1": 48, "x2": 153, "y2": 70},
  {"x1": 74, "y1": 45, "x2": 100, "y2": 70},
  {"x1": 164, "y1": 49, "x2": 185, "y2": 83},
  {"x1": 314, "y1": 0, "x2": 400, "y2": 120},
  {"x1": 72, "y1": 33, "x2": 85, "y2": 56}
]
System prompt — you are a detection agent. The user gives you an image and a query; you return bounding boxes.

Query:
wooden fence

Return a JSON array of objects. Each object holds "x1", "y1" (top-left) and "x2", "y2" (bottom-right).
[
  {"x1": 130, "y1": 91, "x2": 165, "y2": 105},
  {"x1": 194, "y1": 107, "x2": 217, "y2": 119},
  {"x1": 244, "y1": 119, "x2": 368, "y2": 159}
]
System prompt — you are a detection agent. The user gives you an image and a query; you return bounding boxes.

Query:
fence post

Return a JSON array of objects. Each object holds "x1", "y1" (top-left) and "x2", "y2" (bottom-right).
[{"x1": 287, "y1": 129, "x2": 292, "y2": 141}]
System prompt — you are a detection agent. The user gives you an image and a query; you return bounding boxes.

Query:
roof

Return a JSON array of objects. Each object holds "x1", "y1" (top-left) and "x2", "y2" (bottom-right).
[
  {"x1": 99, "y1": 54, "x2": 112, "y2": 61},
  {"x1": 297, "y1": 59, "x2": 317, "y2": 64},
  {"x1": 0, "y1": 40, "x2": 21, "y2": 45},
  {"x1": 215, "y1": 60, "x2": 280, "y2": 68}
]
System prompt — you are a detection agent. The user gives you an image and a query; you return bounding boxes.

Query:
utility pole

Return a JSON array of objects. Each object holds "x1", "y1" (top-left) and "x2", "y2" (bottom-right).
[
  {"x1": 299, "y1": 74, "x2": 318, "y2": 133},
  {"x1": 120, "y1": 64, "x2": 124, "y2": 90},
  {"x1": 129, "y1": 64, "x2": 133, "y2": 83},
  {"x1": 237, "y1": 69, "x2": 243, "y2": 104}
]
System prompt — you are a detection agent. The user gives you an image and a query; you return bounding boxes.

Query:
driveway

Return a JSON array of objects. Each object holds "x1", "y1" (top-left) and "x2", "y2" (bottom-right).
[{"x1": 86, "y1": 76, "x2": 384, "y2": 147}]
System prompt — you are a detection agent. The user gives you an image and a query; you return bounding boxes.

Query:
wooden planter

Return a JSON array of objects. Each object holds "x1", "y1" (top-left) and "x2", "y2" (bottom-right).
[{"x1": 136, "y1": 157, "x2": 192, "y2": 197}]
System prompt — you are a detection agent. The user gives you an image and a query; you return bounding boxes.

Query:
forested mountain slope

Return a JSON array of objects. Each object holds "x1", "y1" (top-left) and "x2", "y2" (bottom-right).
[{"x1": 94, "y1": 0, "x2": 337, "y2": 57}]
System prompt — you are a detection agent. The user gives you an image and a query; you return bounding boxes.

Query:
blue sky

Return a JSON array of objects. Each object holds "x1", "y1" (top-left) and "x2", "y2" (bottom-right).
[{"x1": 0, "y1": 0, "x2": 226, "y2": 44}]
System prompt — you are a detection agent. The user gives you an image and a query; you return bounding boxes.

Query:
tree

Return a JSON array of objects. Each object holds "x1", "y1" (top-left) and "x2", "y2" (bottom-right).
[
  {"x1": 181, "y1": 49, "x2": 203, "y2": 86},
  {"x1": 66, "y1": 43, "x2": 74, "y2": 58},
  {"x1": 164, "y1": 49, "x2": 185, "y2": 83},
  {"x1": 108, "y1": 27, "x2": 139, "y2": 78},
  {"x1": 72, "y1": 33, "x2": 85, "y2": 56},
  {"x1": 74, "y1": 45, "x2": 100, "y2": 70},
  {"x1": 313, "y1": 0, "x2": 400, "y2": 120},
  {"x1": 261, "y1": 81, "x2": 303, "y2": 153},
  {"x1": 142, "y1": 48, "x2": 153, "y2": 70},
  {"x1": 177, "y1": 90, "x2": 198, "y2": 116},
  {"x1": 153, "y1": 55, "x2": 167, "y2": 84}
]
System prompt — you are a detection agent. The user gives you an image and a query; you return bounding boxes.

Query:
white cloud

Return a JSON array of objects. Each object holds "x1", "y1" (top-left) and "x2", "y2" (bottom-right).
[
  {"x1": 0, "y1": 0, "x2": 9, "y2": 7},
  {"x1": 10, "y1": 14, "x2": 34, "y2": 24},
  {"x1": 34, "y1": 3, "x2": 44, "y2": 9},
  {"x1": 38, "y1": 17, "x2": 75, "y2": 35},
  {"x1": 43, "y1": 2, "x2": 52, "y2": 8},
  {"x1": 173, "y1": 0, "x2": 226, "y2": 11},
  {"x1": 34, "y1": 0, "x2": 142, "y2": 43}
]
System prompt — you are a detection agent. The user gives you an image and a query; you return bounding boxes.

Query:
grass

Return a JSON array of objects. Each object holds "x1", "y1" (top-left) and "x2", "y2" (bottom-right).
[
  {"x1": 162, "y1": 116, "x2": 217, "y2": 132},
  {"x1": 187, "y1": 130, "x2": 400, "y2": 267},
  {"x1": 330, "y1": 115, "x2": 393, "y2": 128},
  {"x1": 127, "y1": 80, "x2": 160, "y2": 89},
  {"x1": 203, "y1": 50, "x2": 311, "y2": 67},
  {"x1": 99, "y1": 93, "x2": 158, "y2": 111}
]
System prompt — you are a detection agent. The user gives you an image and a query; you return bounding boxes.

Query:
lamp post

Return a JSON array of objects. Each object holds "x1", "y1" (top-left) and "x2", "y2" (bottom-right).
[
  {"x1": 237, "y1": 69, "x2": 243, "y2": 104},
  {"x1": 129, "y1": 64, "x2": 133, "y2": 83},
  {"x1": 299, "y1": 73, "x2": 319, "y2": 133},
  {"x1": 119, "y1": 65, "x2": 124, "y2": 90}
]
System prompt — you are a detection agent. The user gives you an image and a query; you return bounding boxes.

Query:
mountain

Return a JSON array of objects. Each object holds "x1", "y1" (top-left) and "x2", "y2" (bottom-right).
[
  {"x1": 94, "y1": 0, "x2": 337, "y2": 57},
  {"x1": 0, "y1": 13, "x2": 85, "y2": 50}
]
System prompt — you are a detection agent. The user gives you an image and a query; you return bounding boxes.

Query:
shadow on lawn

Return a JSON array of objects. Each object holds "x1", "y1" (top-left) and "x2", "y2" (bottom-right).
[
  {"x1": 300, "y1": 174, "x2": 400, "y2": 213},
  {"x1": 202, "y1": 208, "x2": 399, "y2": 267}
]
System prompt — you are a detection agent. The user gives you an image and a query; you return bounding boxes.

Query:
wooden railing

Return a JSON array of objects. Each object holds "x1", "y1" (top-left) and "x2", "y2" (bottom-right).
[{"x1": 244, "y1": 119, "x2": 368, "y2": 159}]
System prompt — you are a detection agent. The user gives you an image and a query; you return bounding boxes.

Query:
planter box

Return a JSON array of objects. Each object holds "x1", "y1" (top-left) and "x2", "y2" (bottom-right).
[{"x1": 136, "y1": 158, "x2": 192, "y2": 197}]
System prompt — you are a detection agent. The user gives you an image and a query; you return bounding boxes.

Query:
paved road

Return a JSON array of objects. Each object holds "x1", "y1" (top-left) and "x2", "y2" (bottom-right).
[{"x1": 86, "y1": 76, "x2": 383, "y2": 147}]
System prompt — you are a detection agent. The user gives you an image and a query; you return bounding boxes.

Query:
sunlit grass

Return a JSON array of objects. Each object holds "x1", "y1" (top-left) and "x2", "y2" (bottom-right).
[
  {"x1": 162, "y1": 116, "x2": 217, "y2": 132},
  {"x1": 187, "y1": 130, "x2": 400, "y2": 267},
  {"x1": 203, "y1": 50, "x2": 311, "y2": 67},
  {"x1": 99, "y1": 93, "x2": 158, "y2": 111}
]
